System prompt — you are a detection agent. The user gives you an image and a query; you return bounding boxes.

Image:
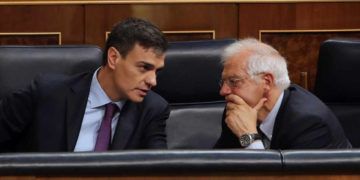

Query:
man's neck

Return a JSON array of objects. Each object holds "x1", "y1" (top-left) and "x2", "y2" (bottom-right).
[
  {"x1": 257, "y1": 87, "x2": 282, "y2": 123},
  {"x1": 97, "y1": 66, "x2": 120, "y2": 102}
]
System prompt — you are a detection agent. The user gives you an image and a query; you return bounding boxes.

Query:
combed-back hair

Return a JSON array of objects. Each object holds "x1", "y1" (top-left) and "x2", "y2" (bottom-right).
[
  {"x1": 102, "y1": 17, "x2": 168, "y2": 65},
  {"x1": 221, "y1": 38, "x2": 290, "y2": 90}
]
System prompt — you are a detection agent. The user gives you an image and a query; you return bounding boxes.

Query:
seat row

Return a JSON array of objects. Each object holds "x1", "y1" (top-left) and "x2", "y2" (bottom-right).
[
  {"x1": 0, "y1": 149, "x2": 360, "y2": 176},
  {"x1": 0, "y1": 38, "x2": 359, "y2": 149}
]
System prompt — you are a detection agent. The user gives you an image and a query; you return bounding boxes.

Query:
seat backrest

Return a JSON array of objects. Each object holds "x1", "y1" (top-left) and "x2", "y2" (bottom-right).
[
  {"x1": 154, "y1": 39, "x2": 235, "y2": 149},
  {"x1": 0, "y1": 45, "x2": 102, "y2": 98},
  {"x1": 0, "y1": 42, "x2": 233, "y2": 149},
  {"x1": 314, "y1": 38, "x2": 360, "y2": 148}
]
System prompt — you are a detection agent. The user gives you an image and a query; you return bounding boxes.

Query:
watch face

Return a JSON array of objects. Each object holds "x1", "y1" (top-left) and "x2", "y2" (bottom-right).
[{"x1": 240, "y1": 134, "x2": 251, "y2": 147}]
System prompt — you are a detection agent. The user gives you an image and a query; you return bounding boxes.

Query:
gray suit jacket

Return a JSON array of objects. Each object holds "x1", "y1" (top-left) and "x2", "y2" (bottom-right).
[{"x1": 0, "y1": 71, "x2": 169, "y2": 152}]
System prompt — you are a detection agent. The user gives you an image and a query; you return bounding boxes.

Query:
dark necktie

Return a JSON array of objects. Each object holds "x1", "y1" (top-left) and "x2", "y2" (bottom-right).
[
  {"x1": 257, "y1": 126, "x2": 271, "y2": 149},
  {"x1": 94, "y1": 103, "x2": 118, "y2": 152}
]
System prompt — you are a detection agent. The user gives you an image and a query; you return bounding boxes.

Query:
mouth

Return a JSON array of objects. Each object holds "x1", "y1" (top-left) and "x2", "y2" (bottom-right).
[{"x1": 136, "y1": 88, "x2": 149, "y2": 97}]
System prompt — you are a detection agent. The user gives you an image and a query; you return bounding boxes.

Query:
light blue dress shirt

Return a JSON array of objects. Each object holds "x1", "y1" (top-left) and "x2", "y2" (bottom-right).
[
  {"x1": 245, "y1": 92, "x2": 284, "y2": 149},
  {"x1": 74, "y1": 69, "x2": 125, "y2": 152}
]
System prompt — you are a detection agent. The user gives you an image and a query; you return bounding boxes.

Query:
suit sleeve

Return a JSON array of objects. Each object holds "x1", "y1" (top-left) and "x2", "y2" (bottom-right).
[
  {"x1": 214, "y1": 109, "x2": 241, "y2": 148},
  {"x1": 287, "y1": 118, "x2": 332, "y2": 149},
  {"x1": 143, "y1": 103, "x2": 170, "y2": 149},
  {"x1": 285, "y1": 114, "x2": 350, "y2": 149},
  {"x1": 0, "y1": 79, "x2": 38, "y2": 151}
]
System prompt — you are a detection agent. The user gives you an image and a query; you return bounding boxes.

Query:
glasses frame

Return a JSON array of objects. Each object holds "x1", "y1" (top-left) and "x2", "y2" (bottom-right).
[{"x1": 219, "y1": 73, "x2": 265, "y2": 89}]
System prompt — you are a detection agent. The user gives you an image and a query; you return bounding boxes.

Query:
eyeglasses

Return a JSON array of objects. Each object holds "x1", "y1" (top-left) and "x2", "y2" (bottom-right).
[
  {"x1": 219, "y1": 77, "x2": 246, "y2": 89},
  {"x1": 219, "y1": 73, "x2": 265, "y2": 89}
]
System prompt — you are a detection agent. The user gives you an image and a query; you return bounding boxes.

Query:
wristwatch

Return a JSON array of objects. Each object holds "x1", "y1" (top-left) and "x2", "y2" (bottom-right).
[{"x1": 239, "y1": 133, "x2": 261, "y2": 147}]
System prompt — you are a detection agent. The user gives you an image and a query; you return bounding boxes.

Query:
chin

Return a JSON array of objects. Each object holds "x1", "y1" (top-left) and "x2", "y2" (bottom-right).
[{"x1": 128, "y1": 95, "x2": 144, "y2": 103}]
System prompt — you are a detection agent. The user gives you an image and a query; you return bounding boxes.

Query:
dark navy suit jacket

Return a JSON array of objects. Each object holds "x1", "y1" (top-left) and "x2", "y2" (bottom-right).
[
  {"x1": 215, "y1": 84, "x2": 352, "y2": 149},
  {"x1": 0, "y1": 71, "x2": 169, "y2": 152}
]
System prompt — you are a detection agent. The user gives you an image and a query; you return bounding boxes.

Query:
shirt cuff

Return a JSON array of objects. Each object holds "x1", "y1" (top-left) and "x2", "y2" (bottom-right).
[{"x1": 244, "y1": 140, "x2": 265, "y2": 149}]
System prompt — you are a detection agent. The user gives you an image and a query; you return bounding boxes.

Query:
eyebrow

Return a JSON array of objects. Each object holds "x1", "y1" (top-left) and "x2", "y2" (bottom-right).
[
  {"x1": 156, "y1": 67, "x2": 164, "y2": 73},
  {"x1": 138, "y1": 61, "x2": 154, "y2": 68},
  {"x1": 138, "y1": 61, "x2": 165, "y2": 71},
  {"x1": 224, "y1": 75, "x2": 245, "y2": 79}
]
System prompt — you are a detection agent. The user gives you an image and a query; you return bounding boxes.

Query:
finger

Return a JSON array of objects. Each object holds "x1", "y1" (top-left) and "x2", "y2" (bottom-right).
[
  {"x1": 225, "y1": 109, "x2": 235, "y2": 118},
  {"x1": 226, "y1": 102, "x2": 237, "y2": 110},
  {"x1": 253, "y1": 98, "x2": 267, "y2": 111},
  {"x1": 225, "y1": 110, "x2": 231, "y2": 117},
  {"x1": 225, "y1": 115, "x2": 236, "y2": 128},
  {"x1": 226, "y1": 94, "x2": 247, "y2": 105}
]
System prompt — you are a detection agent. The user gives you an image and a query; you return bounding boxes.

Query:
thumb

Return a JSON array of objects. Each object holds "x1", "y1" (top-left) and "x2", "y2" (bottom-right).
[{"x1": 254, "y1": 98, "x2": 267, "y2": 111}]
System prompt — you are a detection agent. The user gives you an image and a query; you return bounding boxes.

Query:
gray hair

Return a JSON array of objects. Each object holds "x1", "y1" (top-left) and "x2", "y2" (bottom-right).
[{"x1": 221, "y1": 38, "x2": 290, "y2": 90}]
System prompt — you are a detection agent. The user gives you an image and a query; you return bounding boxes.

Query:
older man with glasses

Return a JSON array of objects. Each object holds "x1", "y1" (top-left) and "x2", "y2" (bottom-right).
[{"x1": 215, "y1": 38, "x2": 351, "y2": 150}]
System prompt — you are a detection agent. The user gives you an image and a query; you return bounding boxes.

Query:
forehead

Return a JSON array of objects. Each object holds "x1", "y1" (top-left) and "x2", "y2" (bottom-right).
[
  {"x1": 222, "y1": 51, "x2": 250, "y2": 77},
  {"x1": 127, "y1": 44, "x2": 165, "y2": 68}
]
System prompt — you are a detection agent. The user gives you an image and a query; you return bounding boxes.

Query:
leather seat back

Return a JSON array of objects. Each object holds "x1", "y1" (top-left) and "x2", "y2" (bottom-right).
[
  {"x1": 314, "y1": 38, "x2": 360, "y2": 147},
  {"x1": 0, "y1": 45, "x2": 102, "y2": 98},
  {"x1": 154, "y1": 39, "x2": 235, "y2": 149}
]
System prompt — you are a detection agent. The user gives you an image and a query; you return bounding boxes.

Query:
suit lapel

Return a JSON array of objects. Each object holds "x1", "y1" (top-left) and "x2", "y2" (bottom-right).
[
  {"x1": 270, "y1": 87, "x2": 291, "y2": 149},
  {"x1": 65, "y1": 73, "x2": 93, "y2": 151},
  {"x1": 111, "y1": 101, "x2": 140, "y2": 149}
]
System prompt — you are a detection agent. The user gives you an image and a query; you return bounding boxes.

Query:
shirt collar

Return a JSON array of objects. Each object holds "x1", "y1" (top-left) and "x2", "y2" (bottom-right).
[
  {"x1": 259, "y1": 91, "x2": 284, "y2": 140},
  {"x1": 88, "y1": 68, "x2": 125, "y2": 110}
]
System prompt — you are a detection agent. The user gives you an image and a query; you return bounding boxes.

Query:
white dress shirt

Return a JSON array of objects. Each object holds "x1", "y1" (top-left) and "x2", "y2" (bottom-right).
[
  {"x1": 74, "y1": 69, "x2": 125, "y2": 152},
  {"x1": 245, "y1": 92, "x2": 284, "y2": 149}
]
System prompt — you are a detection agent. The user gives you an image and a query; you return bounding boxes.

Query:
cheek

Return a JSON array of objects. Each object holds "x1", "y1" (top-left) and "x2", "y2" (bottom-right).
[
  {"x1": 113, "y1": 68, "x2": 131, "y2": 91},
  {"x1": 234, "y1": 89, "x2": 254, "y2": 104},
  {"x1": 114, "y1": 67, "x2": 146, "y2": 90},
  {"x1": 115, "y1": 63, "x2": 134, "y2": 80},
  {"x1": 249, "y1": 87, "x2": 265, "y2": 107},
  {"x1": 232, "y1": 87, "x2": 263, "y2": 107}
]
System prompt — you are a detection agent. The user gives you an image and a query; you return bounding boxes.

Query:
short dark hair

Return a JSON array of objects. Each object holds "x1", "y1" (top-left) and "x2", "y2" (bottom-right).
[{"x1": 102, "y1": 17, "x2": 168, "y2": 65}]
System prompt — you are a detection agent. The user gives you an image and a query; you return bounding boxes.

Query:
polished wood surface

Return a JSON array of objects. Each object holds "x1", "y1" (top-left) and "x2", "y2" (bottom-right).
[
  {"x1": 261, "y1": 30, "x2": 360, "y2": 91},
  {"x1": 84, "y1": 4, "x2": 238, "y2": 47},
  {"x1": 163, "y1": 30, "x2": 216, "y2": 41},
  {"x1": 238, "y1": 2, "x2": 360, "y2": 38},
  {"x1": 0, "y1": 33, "x2": 60, "y2": 45},
  {"x1": 238, "y1": 2, "x2": 360, "y2": 89},
  {"x1": 0, "y1": 2, "x2": 359, "y2": 89},
  {"x1": 1, "y1": 0, "x2": 360, "y2": 5},
  {"x1": 0, "y1": 5, "x2": 84, "y2": 45}
]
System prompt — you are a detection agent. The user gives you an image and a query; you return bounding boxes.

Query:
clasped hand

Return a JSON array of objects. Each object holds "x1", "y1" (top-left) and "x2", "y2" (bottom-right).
[{"x1": 225, "y1": 94, "x2": 267, "y2": 138}]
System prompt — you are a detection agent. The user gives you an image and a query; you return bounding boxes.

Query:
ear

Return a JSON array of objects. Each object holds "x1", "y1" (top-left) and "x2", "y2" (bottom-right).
[
  {"x1": 262, "y1": 73, "x2": 275, "y2": 91},
  {"x1": 107, "y1": 47, "x2": 121, "y2": 70}
]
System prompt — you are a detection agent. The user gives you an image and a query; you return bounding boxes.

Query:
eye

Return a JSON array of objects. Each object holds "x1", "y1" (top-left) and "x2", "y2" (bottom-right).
[
  {"x1": 137, "y1": 66, "x2": 146, "y2": 72},
  {"x1": 138, "y1": 63, "x2": 155, "y2": 72},
  {"x1": 228, "y1": 78, "x2": 240, "y2": 86},
  {"x1": 143, "y1": 64, "x2": 153, "y2": 71}
]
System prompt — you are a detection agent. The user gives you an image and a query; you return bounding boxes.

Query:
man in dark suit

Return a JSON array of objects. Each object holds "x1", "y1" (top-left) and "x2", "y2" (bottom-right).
[
  {"x1": 0, "y1": 17, "x2": 169, "y2": 152},
  {"x1": 215, "y1": 38, "x2": 351, "y2": 149}
]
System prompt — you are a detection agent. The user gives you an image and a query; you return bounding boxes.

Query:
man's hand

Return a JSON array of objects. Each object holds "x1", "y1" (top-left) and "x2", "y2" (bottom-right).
[{"x1": 225, "y1": 94, "x2": 267, "y2": 138}]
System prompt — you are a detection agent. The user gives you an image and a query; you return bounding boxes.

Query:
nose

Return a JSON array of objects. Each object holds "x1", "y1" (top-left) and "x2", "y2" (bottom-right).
[
  {"x1": 220, "y1": 83, "x2": 231, "y2": 97},
  {"x1": 145, "y1": 72, "x2": 157, "y2": 88}
]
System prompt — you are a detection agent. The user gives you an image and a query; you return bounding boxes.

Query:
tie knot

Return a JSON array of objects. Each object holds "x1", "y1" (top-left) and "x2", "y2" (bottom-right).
[{"x1": 105, "y1": 103, "x2": 118, "y2": 117}]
